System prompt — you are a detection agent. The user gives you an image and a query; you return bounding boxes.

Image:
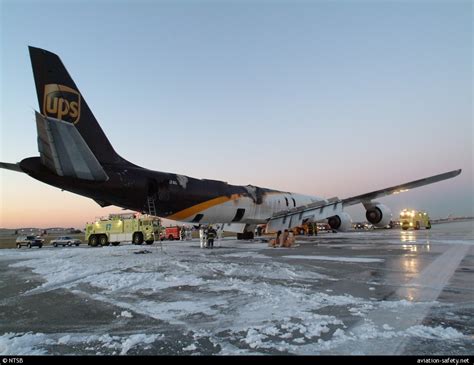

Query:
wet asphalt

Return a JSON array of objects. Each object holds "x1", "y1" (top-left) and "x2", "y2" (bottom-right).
[{"x1": 0, "y1": 223, "x2": 472, "y2": 355}]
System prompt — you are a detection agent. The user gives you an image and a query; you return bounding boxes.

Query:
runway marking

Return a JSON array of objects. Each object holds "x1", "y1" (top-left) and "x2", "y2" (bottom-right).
[
  {"x1": 283, "y1": 255, "x2": 384, "y2": 263},
  {"x1": 324, "y1": 244, "x2": 470, "y2": 355},
  {"x1": 396, "y1": 245, "x2": 471, "y2": 302}
]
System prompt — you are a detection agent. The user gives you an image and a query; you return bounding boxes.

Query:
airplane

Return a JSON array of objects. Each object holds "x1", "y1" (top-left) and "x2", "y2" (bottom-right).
[{"x1": 0, "y1": 47, "x2": 462, "y2": 244}]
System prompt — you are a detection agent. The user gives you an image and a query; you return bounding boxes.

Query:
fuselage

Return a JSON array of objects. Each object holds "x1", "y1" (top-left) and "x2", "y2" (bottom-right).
[{"x1": 20, "y1": 157, "x2": 325, "y2": 225}]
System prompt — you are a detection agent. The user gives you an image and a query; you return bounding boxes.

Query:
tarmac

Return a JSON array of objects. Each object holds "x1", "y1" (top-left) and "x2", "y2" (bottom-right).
[{"x1": 0, "y1": 221, "x2": 472, "y2": 355}]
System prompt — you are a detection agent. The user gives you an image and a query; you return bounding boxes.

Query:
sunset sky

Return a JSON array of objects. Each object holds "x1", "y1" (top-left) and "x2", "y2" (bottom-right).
[{"x1": 1, "y1": 0, "x2": 472, "y2": 229}]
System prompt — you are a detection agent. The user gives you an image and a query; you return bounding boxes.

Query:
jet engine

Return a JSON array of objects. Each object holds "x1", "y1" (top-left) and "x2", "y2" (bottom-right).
[
  {"x1": 327, "y1": 212, "x2": 352, "y2": 231},
  {"x1": 365, "y1": 203, "x2": 392, "y2": 228}
]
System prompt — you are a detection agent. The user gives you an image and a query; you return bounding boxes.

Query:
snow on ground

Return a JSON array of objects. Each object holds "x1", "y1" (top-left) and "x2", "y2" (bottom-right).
[
  {"x1": 0, "y1": 332, "x2": 163, "y2": 355},
  {"x1": 0, "y1": 333, "x2": 52, "y2": 355},
  {"x1": 0, "y1": 236, "x2": 470, "y2": 355}
]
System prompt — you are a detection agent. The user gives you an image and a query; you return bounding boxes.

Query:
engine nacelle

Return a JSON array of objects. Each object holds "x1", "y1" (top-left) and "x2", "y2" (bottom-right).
[
  {"x1": 327, "y1": 212, "x2": 352, "y2": 232},
  {"x1": 365, "y1": 203, "x2": 392, "y2": 228}
]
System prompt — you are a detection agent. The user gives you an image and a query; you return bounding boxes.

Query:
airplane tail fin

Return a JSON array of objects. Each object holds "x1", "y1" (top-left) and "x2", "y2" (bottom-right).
[{"x1": 29, "y1": 46, "x2": 126, "y2": 166}]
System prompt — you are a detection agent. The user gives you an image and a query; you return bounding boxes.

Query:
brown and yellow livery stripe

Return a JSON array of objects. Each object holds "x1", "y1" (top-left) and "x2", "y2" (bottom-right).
[{"x1": 166, "y1": 194, "x2": 241, "y2": 221}]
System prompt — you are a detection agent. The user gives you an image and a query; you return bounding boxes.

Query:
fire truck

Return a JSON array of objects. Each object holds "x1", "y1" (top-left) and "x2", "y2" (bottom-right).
[
  {"x1": 399, "y1": 209, "x2": 431, "y2": 230},
  {"x1": 85, "y1": 213, "x2": 161, "y2": 246},
  {"x1": 161, "y1": 226, "x2": 181, "y2": 241}
]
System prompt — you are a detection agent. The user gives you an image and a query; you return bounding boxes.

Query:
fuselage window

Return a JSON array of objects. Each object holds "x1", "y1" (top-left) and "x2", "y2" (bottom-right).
[
  {"x1": 292, "y1": 198, "x2": 296, "y2": 207},
  {"x1": 285, "y1": 197, "x2": 289, "y2": 207}
]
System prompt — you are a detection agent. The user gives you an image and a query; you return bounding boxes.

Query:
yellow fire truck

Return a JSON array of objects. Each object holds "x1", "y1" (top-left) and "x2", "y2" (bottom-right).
[
  {"x1": 399, "y1": 209, "x2": 431, "y2": 230},
  {"x1": 85, "y1": 213, "x2": 160, "y2": 246}
]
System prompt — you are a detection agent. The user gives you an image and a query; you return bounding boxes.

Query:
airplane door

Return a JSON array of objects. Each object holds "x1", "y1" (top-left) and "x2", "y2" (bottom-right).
[{"x1": 147, "y1": 178, "x2": 170, "y2": 201}]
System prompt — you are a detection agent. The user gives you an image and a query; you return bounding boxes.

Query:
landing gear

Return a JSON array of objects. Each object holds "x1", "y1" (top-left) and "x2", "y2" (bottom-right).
[
  {"x1": 145, "y1": 240, "x2": 154, "y2": 245},
  {"x1": 237, "y1": 232, "x2": 254, "y2": 240}
]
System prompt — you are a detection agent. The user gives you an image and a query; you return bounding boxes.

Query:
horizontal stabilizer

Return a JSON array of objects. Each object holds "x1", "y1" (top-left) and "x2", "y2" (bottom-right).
[
  {"x1": 35, "y1": 111, "x2": 108, "y2": 181},
  {"x1": 0, "y1": 162, "x2": 23, "y2": 173}
]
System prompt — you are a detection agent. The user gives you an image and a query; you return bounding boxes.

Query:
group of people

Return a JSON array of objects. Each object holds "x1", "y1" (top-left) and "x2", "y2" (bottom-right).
[
  {"x1": 268, "y1": 229, "x2": 295, "y2": 248},
  {"x1": 199, "y1": 225, "x2": 220, "y2": 249},
  {"x1": 179, "y1": 226, "x2": 192, "y2": 241}
]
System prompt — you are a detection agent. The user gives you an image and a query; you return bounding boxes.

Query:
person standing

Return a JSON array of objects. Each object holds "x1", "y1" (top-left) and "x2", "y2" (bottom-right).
[
  {"x1": 199, "y1": 227, "x2": 206, "y2": 248},
  {"x1": 216, "y1": 224, "x2": 223, "y2": 247},
  {"x1": 206, "y1": 226, "x2": 217, "y2": 249}
]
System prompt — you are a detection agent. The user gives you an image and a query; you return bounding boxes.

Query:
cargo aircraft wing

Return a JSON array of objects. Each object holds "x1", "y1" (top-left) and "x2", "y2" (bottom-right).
[
  {"x1": 266, "y1": 169, "x2": 462, "y2": 232},
  {"x1": 340, "y1": 169, "x2": 462, "y2": 207}
]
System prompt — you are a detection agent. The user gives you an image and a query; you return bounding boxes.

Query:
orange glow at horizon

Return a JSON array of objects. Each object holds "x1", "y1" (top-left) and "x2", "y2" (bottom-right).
[{"x1": 0, "y1": 174, "x2": 134, "y2": 229}]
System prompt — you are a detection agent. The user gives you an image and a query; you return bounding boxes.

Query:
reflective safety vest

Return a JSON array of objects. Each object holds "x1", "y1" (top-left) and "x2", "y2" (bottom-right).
[{"x1": 207, "y1": 230, "x2": 216, "y2": 239}]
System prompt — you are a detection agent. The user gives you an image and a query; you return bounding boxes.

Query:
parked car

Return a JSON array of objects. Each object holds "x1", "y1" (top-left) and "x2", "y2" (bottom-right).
[
  {"x1": 50, "y1": 236, "x2": 82, "y2": 247},
  {"x1": 16, "y1": 235, "x2": 43, "y2": 249}
]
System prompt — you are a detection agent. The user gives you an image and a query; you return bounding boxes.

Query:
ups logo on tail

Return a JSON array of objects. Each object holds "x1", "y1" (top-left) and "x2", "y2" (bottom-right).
[{"x1": 43, "y1": 84, "x2": 81, "y2": 124}]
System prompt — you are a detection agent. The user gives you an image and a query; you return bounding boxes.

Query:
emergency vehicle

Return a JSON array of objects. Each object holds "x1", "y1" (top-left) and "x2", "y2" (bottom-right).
[
  {"x1": 399, "y1": 209, "x2": 431, "y2": 230},
  {"x1": 85, "y1": 213, "x2": 160, "y2": 246},
  {"x1": 160, "y1": 226, "x2": 181, "y2": 241}
]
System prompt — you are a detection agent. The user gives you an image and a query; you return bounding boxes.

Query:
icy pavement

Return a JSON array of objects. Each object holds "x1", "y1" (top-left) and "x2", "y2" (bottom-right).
[{"x1": 0, "y1": 222, "x2": 473, "y2": 355}]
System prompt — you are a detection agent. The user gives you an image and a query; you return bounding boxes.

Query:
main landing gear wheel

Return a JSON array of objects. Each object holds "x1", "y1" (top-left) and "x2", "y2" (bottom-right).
[{"x1": 237, "y1": 232, "x2": 254, "y2": 240}]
